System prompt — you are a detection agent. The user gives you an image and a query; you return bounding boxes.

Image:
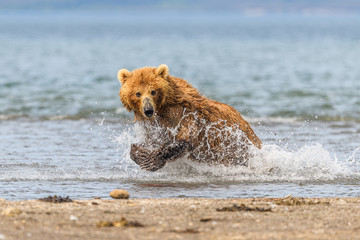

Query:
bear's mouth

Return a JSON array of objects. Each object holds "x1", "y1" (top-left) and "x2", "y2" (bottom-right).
[{"x1": 144, "y1": 107, "x2": 154, "y2": 118}]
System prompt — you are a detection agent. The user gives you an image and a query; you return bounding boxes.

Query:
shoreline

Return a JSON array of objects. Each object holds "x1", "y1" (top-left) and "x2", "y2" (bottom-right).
[{"x1": 1, "y1": 197, "x2": 359, "y2": 239}]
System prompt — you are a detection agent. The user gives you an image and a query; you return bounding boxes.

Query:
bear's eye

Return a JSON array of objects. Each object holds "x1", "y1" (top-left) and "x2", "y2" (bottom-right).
[
  {"x1": 151, "y1": 90, "x2": 156, "y2": 96},
  {"x1": 135, "y1": 92, "x2": 141, "y2": 98}
]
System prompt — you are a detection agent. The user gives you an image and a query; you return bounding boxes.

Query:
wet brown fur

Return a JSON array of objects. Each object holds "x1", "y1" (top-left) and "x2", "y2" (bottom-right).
[{"x1": 118, "y1": 65, "x2": 262, "y2": 170}]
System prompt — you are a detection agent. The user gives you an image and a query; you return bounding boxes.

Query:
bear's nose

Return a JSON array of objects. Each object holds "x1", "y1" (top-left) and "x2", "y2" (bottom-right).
[
  {"x1": 143, "y1": 98, "x2": 154, "y2": 118},
  {"x1": 144, "y1": 108, "x2": 154, "y2": 118}
]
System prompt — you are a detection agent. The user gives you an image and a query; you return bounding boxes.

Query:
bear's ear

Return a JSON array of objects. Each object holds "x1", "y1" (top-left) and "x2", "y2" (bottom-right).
[
  {"x1": 117, "y1": 69, "x2": 132, "y2": 85},
  {"x1": 155, "y1": 64, "x2": 169, "y2": 79}
]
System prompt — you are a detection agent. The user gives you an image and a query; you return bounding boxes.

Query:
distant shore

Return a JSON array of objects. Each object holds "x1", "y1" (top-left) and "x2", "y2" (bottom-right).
[{"x1": 1, "y1": 197, "x2": 359, "y2": 240}]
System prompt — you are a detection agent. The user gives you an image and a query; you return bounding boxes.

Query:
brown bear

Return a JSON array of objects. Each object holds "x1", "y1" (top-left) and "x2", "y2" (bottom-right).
[{"x1": 117, "y1": 64, "x2": 262, "y2": 171}]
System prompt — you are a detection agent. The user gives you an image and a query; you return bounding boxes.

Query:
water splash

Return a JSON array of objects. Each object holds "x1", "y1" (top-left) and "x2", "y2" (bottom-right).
[{"x1": 115, "y1": 122, "x2": 360, "y2": 183}]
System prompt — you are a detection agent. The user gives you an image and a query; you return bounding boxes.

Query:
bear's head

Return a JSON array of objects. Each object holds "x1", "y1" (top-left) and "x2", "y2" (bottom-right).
[{"x1": 117, "y1": 64, "x2": 175, "y2": 120}]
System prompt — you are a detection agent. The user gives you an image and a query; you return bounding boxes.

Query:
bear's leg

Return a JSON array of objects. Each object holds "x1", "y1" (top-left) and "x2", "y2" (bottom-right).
[{"x1": 130, "y1": 141, "x2": 188, "y2": 171}]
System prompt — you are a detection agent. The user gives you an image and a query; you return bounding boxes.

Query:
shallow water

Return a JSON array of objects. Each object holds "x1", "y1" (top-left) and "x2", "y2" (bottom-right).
[{"x1": 0, "y1": 11, "x2": 359, "y2": 200}]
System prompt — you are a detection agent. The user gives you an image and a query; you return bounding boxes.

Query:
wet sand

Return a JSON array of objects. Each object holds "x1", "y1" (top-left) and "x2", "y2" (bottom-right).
[{"x1": 1, "y1": 197, "x2": 359, "y2": 240}]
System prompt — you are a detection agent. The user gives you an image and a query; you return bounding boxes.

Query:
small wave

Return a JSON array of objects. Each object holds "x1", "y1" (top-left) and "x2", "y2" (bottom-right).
[
  {"x1": 0, "y1": 114, "x2": 81, "y2": 121},
  {"x1": 1, "y1": 111, "x2": 360, "y2": 124},
  {"x1": 0, "y1": 114, "x2": 26, "y2": 121},
  {"x1": 0, "y1": 107, "x2": 132, "y2": 122},
  {"x1": 249, "y1": 117, "x2": 299, "y2": 124},
  {"x1": 249, "y1": 115, "x2": 360, "y2": 124},
  {"x1": 0, "y1": 114, "x2": 127, "y2": 122}
]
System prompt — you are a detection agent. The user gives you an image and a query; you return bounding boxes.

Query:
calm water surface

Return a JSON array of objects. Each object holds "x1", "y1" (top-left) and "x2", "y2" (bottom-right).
[{"x1": 0, "y1": 12, "x2": 359, "y2": 200}]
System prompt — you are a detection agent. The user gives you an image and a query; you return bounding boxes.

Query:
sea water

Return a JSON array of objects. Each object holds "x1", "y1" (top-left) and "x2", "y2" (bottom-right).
[{"x1": 0, "y1": 12, "x2": 359, "y2": 200}]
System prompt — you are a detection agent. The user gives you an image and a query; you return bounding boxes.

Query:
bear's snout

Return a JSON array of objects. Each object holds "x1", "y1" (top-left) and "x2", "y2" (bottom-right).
[{"x1": 143, "y1": 98, "x2": 155, "y2": 118}]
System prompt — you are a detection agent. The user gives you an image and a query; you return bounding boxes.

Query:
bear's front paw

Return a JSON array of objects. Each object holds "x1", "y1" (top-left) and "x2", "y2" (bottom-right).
[
  {"x1": 130, "y1": 144, "x2": 166, "y2": 171},
  {"x1": 139, "y1": 152, "x2": 166, "y2": 172},
  {"x1": 130, "y1": 144, "x2": 151, "y2": 165}
]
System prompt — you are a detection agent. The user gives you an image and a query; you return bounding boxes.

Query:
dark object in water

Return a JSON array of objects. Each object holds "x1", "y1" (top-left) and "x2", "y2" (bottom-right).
[
  {"x1": 39, "y1": 195, "x2": 73, "y2": 203},
  {"x1": 216, "y1": 203, "x2": 271, "y2": 212},
  {"x1": 200, "y1": 217, "x2": 213, "y2": 222}
]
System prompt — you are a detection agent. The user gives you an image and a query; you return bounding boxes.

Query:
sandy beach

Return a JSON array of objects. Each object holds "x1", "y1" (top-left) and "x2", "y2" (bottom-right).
[{"x1": 0, "y1": 196, "x2": 359, "y2": 240}]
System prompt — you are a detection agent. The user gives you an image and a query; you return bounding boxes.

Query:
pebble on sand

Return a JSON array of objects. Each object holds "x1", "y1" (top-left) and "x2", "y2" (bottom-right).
[{"x1": 110, "y1": 189, "x2": 130, "y2": 199}]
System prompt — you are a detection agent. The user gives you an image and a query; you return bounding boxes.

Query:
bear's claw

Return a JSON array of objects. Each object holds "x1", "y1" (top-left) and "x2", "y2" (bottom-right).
[{"x1": 130, "y1": 141, "x2": 189, "y2": 171}]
